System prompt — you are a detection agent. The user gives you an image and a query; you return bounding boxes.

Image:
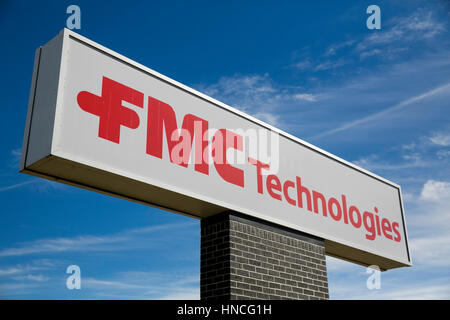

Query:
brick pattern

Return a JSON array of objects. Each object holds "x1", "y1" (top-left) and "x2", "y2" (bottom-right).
[{"x1": 201, "y1": 212, "x2": 329, "y2": 300}]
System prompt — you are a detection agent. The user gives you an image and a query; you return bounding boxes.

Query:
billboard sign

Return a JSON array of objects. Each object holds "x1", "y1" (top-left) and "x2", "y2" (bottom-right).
[{"x1": 21, "y1": 29, "x2": 411, "y2": 270}]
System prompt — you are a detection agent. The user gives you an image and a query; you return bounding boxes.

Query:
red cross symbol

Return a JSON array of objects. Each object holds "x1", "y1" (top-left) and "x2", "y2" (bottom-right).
[{"x1": 77, "y1": 77, "x2": 144, "y2": 144}]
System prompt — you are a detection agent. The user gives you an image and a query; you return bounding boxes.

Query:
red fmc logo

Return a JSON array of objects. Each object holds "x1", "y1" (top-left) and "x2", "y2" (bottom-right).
[
  {"x1": 77, "y1": 76, "x2": 402, "y2": 244},
  {"x1": 77, "y1": 76, "x2": 244, "y2": 187}
]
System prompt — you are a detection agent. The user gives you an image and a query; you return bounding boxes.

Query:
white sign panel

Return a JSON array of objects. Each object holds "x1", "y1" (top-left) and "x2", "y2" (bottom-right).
[{"x1": 21, "y1": 29, "x2": 411, "y2": 270}]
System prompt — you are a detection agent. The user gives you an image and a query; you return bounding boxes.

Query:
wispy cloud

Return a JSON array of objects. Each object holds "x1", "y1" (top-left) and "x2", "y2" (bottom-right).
[
  {"x1": 327, "y1": 123, "x2": 450, "y2": 298},
  {"x1": 410, "y1": 234, "x2": 450, "y2": 268},
  {"x1": 0, "y1": 260, "x2": 55, "y2": 278},
  {"x1": 195, "y1": 74, "x2": 320, "y2": 128},
  {"x1": 293, "y1": 93, "x2": 317, "y2": 102},
  {"x1": 328, "y1": 225, "x2": 450, "y2": 298},
  {"x1": 356, "y1": 9, "x2": 446, "y2": 55},
  {"x1": 196, "y1": 74, "x2": 281, "y2": 126},
  {"x1": 292, "y1": 8, "x2": 448, "y2": 73},
  {"x1": 0, "y1": 235, "x2": 127, "y2": 258},
  {"x1": 293, "y1": 59, "x2": 312, "y2": 71},
  {"x1": 12, "y1": 274, "x2": 50, "y2": 282},
  {"x1": 156, "y1": 290, "x2": 199, "y2": 300},
  {"x1": 352, "y1": 129, "x2": 450, "y2": 177},
  {"x1": 377, "y1": 283, "x2": 450, "y2": 300},
  {"x1": 420, "y1": 180, "x2": 450, "y2": 201},
  {"x1": 324, "y1": 40, "x2": 356, "y2": 57},
  {"x1": 83, "y1": 271, "x2": 199, "y2": 300},
  {"x1": 429, "y1": 132, "x2": 450, "y2": 146},
  {"x1": 437, "y1": 150, "x2": 450, "y2": 159},
  {"x1": 0, "y1": 180, "x2": 36, "y2": 192},
  {"x1": 359, "y1": 49, "x2": 382, "y2": 60},
  {"x1": 0, "y1": 267, "x2": 25, "y2": 276},
  {"x1": 292, "y1": 56, "x2": 349, "y2": 73},
  {"x1": 0, "y1": 282, "x2": 42, "y2": 295},
  {"x1": 9, "y1": 148, "x2": 21, "y2": 169},
  {"x1": 0, "y1": 222, "x2": 195, "y2": 258},
  {"x1": 313, "y1": 59, "x2": 348, "y2": 72},
  {"x1": 329, "y1": 274, "x2": 450, "y2": 300},
  {"x1": 353, "y1": 154, "x2": 429, "y2": 172},
  {"x1": 84, "y1": 278, "x2": 147, "y2": 290},
  {"x1": 309, "y1": 82, "x2": 450, "y2": 141}
]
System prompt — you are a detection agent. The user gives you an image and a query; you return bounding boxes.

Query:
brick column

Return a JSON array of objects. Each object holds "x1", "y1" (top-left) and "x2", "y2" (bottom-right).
[{"x1": 200, "y1": 211, "x2": 329, "y2": 300}]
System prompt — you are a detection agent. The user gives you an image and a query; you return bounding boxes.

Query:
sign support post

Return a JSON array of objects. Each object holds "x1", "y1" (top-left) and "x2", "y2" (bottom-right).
[{"x1": 201, "y1": 212, "x2": 329, "y2": 300}]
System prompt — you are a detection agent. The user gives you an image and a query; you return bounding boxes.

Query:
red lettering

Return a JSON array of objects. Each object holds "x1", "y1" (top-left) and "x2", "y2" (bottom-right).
[
  {"x1": 248, "y1": 157, "x2": 270, "y2": 194},
  {"x1": 363, "y1": 211, "x2": 376, "y2": 241},
  {"x1": 312, "y1": 191, "x2": 327, "y2": 216},
  {"x1": 146, "y1": 96, "x2": 209, "y2": 174},
  {"x1": 283, "y1": 180, "x2": 296, "y2": 206},
  {"x1": 212, "y1": 129, "x2": 244, "y2": 187},
  {"x1": 381, "y1": 218, "x2": 393, "y2": 240},
  {"x1": 296, "y1": 177, "x2": 312, "y2": 211},
  {"x1": 328, "y1": 197, "x2": 342, "y2": 221},
  {"x1": 267, "y1": 174, "x2": 282, "y2": 201},
  {"x1": 375, "y1": 214, "x2": 382, "y2": 236},
  {"x1": 349, "y1": 205, "x2": 362, "y2": 228},
  {"x1": 79, "y1": 78, "x2": 405, "y2": 245},
  {"x1": 392, "y1": 222, "x2": 401, "y2": 242},
  {"x1": 341, "y1": 195, "x2": 349, "y2": 224}
]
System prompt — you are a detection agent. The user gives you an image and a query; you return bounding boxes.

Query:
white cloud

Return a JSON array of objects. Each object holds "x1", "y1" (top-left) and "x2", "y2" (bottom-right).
[
  {"x1": 197, "y1": 74, "x2": 278, "y2": 121},
  {"x1": 195, "y1": 74, "x2": 320, "y2": 129},
  {"x1": 293, "y1": 93, "x2": 317, "y2": 102},
  {"x1": 200, "y1": 37, "x2": 450, "y2": 143},
  {"x1": 0, "y1": 177, "x2": 69, "y2": 194},
  {"x1": 327, "y1": 129, "x2": 450, "y2": 299},
  {"x1": 0, "y1": 180, "x2": 36, "y2": 192},
  {"x1": 356, "y1": 9, "x2": 446, "y2": 55},
  {"x1": 313, "y1": 59, "x2": 347, "y2": 71},
  {"x1": 10, "y1": 148, "x2": 22, "y2": 168},
  {"x1": 292, "y1": 9, "x2": 447, "y2": 73},
  {"x1": 292, "y1": 57, "x2": 348, "y2": 72},
  {"x1": 309, "y1": 82, "x2": 450, "y2": 141},
  {"x1": 293, "y1": 60, "x2": 312, "y2": 70},
  {"x1": 359, "y1": 49, "x2": 382, "y2": 60},
  {"x1": 437, "y1": 150, "x2": 450, "y2": 159},
  {"x1": 329, "y1": 277, "x2": 450, "y2": 300},
  {"x1": 156, "y1": 290, "x2": 200, "y2": 300},
  {"x1": 12, "y1": 274, "x2": 49, "y2": 282},
  {"x1": 0, "y1": 235, "x2": 127, "y2": 257},
  {"x1": 0, "y1": 262, "x2": 54, "y2": 297},
  {"x1": 324, "y1": 40, "x2": 355, "y2": 57},
  {"x1": 0, "y1": 261, "x2": 55, "y2": 278},
  {"x1": 0, "y1": 222, "x2": 195, "y2": 257},
  {"x1": 378, "y1": 284, "x2": 450, "y2": 300},
  {"x1": 430, "y1": 132, "x2": 450, "y2": 146},
  {"x1": 410, "y1": 234, "x2": 450, "y2": 268},
  {"x1": 84, "y1": 278, "x2": 147, "y2": 290},
  {"x1": 353, "y1": 154, "x2": 428, "y2": 172},
  {"x1": 352, "y1": 132, "x2": 450, "y2": 179},
  {"x1": 83, "y1": 271, "x2": 199, "y2": 300},
  {"x1": 420, "y1": 180, "x2": 450, "y2": 201},
  {"x1": 0, "y1": 282, "x2": 40, "y2": 295},
  {"x1": 0, "y1": 267, "x2": 24, "y2": 276}
]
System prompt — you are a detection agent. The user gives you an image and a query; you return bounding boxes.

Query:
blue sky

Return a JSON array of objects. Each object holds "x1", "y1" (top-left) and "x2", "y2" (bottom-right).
[{"x1": 0, "y1": 0, "x2": 449, "y2": 299}]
